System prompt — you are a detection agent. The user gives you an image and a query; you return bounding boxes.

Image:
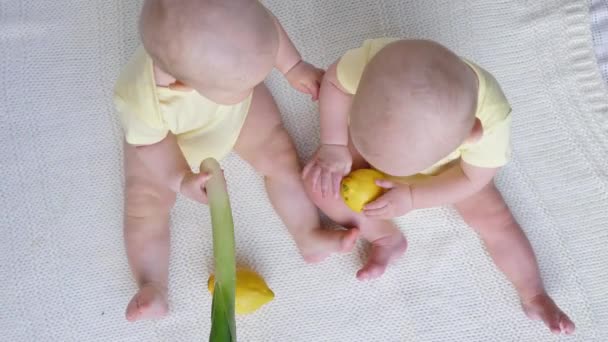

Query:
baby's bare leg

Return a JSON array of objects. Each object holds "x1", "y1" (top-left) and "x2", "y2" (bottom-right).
[
  {"x1": 455, "y1": 183, "x2": 574, "y2": 335},
  {"x1": 235, "y1": 84, "x2": 357, "y2": 262},
  {"x1": 304, "y1": 142, "x2": 407, "y2": 280},
  {"x1": 123, "y1": 143, "x2": 176, "y2": 322}
]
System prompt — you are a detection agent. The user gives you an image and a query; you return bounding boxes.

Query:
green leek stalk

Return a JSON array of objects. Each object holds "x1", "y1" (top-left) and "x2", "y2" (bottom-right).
[{"x1": 201, "y1": 158, "x2": 236, "y2": 342}]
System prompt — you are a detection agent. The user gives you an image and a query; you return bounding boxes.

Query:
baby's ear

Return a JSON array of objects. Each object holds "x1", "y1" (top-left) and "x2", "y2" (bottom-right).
[{"x1": 466, "y1": 118, "x2": 483, "y2": 144}]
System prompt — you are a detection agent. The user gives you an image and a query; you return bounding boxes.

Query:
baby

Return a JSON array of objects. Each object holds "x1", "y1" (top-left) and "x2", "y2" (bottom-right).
[
  {"x1": 113, "y1": 0, "x2": 357, "y2": 321},
  {"x1": 303, "y1": 38, "x2": 575, "y2": 335}
]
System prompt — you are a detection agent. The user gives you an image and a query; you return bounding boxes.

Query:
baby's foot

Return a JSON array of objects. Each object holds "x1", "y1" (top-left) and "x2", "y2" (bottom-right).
[
  {"x1": 298, "y1": 228, "x2": 359, "y2": 263},
  {"x1": 357, "y1": 233, "x2": 408, "y2": 281},
  {"x1": 125, "y1": 284, "x2": 169, "y2": 322},
  {"x1": 522, "y1": 293, "x2": 575, "y2": 335}
]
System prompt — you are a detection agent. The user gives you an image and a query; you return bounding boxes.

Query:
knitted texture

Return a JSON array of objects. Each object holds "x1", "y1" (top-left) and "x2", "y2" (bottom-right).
[{"x1": 1, "y1": 1, "x2": 607, "y2": 341}]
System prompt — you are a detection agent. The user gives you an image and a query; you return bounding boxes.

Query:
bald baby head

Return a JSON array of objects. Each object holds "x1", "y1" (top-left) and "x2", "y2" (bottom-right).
[
  {"x1": 350, "y1": 40, "x2": 478, "y2": 176},
  {"x1": 140, "y1": 0, "x2": 278, "y2": 102}
]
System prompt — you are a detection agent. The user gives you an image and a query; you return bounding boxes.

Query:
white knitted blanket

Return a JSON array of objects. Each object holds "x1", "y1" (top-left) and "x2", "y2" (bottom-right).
[{"x1": 1, "y1": 1, "x2": 607, "y2": 341}]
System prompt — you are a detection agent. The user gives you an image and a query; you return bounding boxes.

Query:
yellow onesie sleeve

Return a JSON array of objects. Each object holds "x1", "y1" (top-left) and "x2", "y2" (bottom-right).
[
  {"x1": 460, "y1": 61, "x2": 512, "y2": 168},
  {"x1": 114, "y1": 95, "x2": 168, "y2": 146},
  {"x1": 113, "y1": 47, "x2": 168, "y2": 146},
  {"x1": 461, "y1": 115, "x2": 512, "y2": 168},
  {"x1": 336, "y1": 38, "x2": 399, "y2": 94}
]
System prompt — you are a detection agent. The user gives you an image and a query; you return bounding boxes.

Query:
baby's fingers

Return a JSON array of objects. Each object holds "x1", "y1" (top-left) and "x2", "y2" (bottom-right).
[
  {"x1": 293, "y1": 82, "x2": 311, "y2": 96},
  {"x1": 308, "y1": 81, "x2": 321, "y2": 101},
  {"x1": 364, "y1": 196, "x2": 389, "y2": 211},
  {"x1": 187, "y1": 187, "x2": 209, "y2": 204},
  {"x1": 332, "y1": 172, "x2": 342, "y2": 199},
  {"x1": 198, "y1": 172, "x2": 212, "y2": 185},
  {"x1": 321, "y1": 169, "x2": 333, "y2": 198},
  {"x1": 198, "y1": 191, "x2": 209, "y2": 204},
  {"x1": 311, "y1": 166, "x2": 322, "y2": 193},
  {"x1": 375, "y1": 179, "x2": 396, "y2": 189},
  {"x1": 302, "y1": 160, "x2": 315, "y2": 179},
  {"x1": 363, "y1": 205, "x2": 390, "y2": 219}
]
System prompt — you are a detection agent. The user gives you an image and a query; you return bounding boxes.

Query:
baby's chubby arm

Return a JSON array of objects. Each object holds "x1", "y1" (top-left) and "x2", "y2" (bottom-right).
[
  {"x1": 133, "y1": 134, "x2": 210, "y2": 203},
  {"x1": 409, "y1": 161, "x2": 498, "y2": 208},
  {"x1": 317, "y1": 62, "x2": 351, "y2": 146},
  {"x1": 302, "y1": 62, "x2": 353, "y2": 197},
  {"x1": 364, "y1": 161, "x2": 498, "y2": 219},
  {"x1": 270, "y1": 13, "x2": 324, "y2": 100}
]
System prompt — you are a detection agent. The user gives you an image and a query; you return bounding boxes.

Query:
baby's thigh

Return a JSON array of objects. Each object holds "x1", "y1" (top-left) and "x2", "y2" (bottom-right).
[
  {"x1": 234, "y1": 84, "x2": 298, "y2": 176},
  {"x1": 124, "y1": 143, "x2": 175, "y2": 217},
  {"x1": 454, "y1": 182, "x2": 513, "y2": 231}
]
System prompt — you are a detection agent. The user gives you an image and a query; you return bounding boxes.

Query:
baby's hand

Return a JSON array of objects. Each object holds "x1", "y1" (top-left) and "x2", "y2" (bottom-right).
[
  {"x1": 285, "y1": 61, "x2": 324, "y2": 101},
  {"x1": 363, "y1": 180, "x2": 413, "y2": 219},
  {"x1": 303, "y1": 144, "x2": 352, "y2": 198},
  {"x1": 180, "y1": 171, "x2": 212, "y2": 203}
]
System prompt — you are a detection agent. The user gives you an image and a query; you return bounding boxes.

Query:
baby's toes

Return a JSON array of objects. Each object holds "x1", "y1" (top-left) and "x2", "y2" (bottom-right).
[
  {"x1": 125, "y1": 293, "x2": 145, "y2": 321},
  {"x1": 340, "y1": 228, "x2": 359, "y2": 253},
  {"x1": 356, "y1": 262, "x2": 387, "y2": 281},
  {"x1": 559, "y1": 313, "x2": 576, "y2": 335},
  {"x1": 125, "y1": 285, "x2": 168, "y2": 322}
]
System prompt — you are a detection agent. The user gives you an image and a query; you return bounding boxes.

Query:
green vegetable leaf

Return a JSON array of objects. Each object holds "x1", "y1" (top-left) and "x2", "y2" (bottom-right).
[{"x1": 202, "y1": 159, "x2": 236, "y2": 342}]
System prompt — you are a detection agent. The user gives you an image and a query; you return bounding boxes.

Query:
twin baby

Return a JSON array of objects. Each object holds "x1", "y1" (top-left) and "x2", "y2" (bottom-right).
[{"x1": 114, "y1": 0, "x2": 575, "y2": 335}]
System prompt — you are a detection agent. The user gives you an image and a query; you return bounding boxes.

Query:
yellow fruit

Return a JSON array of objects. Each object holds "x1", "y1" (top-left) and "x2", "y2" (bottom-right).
[
  {"x1": 208, "y1": 268, "x2": 274, "y2": 315},
  {"x1": 340, "y1": 169, "x2": 385, "y2": 212}
]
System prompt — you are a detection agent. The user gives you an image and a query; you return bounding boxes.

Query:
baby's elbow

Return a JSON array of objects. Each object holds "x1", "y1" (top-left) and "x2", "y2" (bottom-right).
[{"x1": 461, "y1": 161, "x2": 499, "y2": 189}]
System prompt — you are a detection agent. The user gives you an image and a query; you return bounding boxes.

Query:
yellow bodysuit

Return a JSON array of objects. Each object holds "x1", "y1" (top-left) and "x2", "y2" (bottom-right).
[
  {"x1": 113, "y1": 47, "x2": 252, "y2": 167},
  {"x1": 337, "y1": 38, "x2": 512, "y2": 176}
]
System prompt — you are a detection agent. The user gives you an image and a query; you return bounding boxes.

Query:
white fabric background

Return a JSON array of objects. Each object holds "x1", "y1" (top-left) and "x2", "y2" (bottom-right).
[{"x1": 1, "y1": 1, "x2": 607, "y2": 341}]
